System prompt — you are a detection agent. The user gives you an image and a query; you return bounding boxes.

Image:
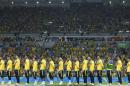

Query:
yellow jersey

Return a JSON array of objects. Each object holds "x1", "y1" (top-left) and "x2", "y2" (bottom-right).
[
  {"x1": 32, "y1": 60, "x2": 38, "y2": 72},
  {"x1": 7, "y1": 60, "x2": 13, "y2": 71},
  {"x1": 49, "y1": 60, "x2": 55, "y2": 72},
  {"x1": 74, "y1": 60, "x2": 79, "y2": 71},
  {"x1": 89, "y1": 60, "x2": 95, "y2": 72},
  {"x1": 127, "y1": 61, "x2": 130, "y2": 72},
  {"x1": 14, "y1": 58, "x2": 20, "y2": 70},
  {"x1": 96, "y1": 59, "x2": 104, "y2": 70},
  {"x1": 25, "y1": 59, "x2": 30, "y2": 70},
  {"x1": 66, "y1": 60, "x2": 72, "y2": 71},
  {"x1": 40, "y1": 59, "x2": 46, "y2": 70},
  {"x1": 82, "y1": 59, "x2": 88, "y2": 71},
  {"x1": 116, "y1": 60, "x2": 122, "y2": 71},
  {"x1": 58, "y1": 60, "x2": 63, "y2": 71},
  {"x1": 0, "y1": 60, "x2": 5, "y2": 71}
]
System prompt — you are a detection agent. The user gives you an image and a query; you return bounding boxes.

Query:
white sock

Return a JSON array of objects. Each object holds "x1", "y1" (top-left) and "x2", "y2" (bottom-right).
[
  {"x1": 42, "y1": 81, "x2": 45, "y2": 84},
  {"x1": 9, "y1": 80, "x2": 11, "y2": 83},
  {"x1": 34, "y1": 80, "x2": 37, "y2": 84},
  {"x1": 69, "y1": 80, "x2": 71, "y2": 84},
  {"x1": 50, "y1": 80, "x2": 53, "y2": 84}
]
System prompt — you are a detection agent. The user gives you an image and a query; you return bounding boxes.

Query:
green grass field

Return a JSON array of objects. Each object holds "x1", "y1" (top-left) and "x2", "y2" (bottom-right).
[{"x1": 0, "y1": 82, "x2": 128, "y2": 86}]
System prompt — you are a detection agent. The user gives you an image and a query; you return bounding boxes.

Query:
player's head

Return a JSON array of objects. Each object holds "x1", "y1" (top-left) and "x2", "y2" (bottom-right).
[
  {"x1": 16, "y1": 55, "x2": 19, "y2": 59},
  {"x1": 75, "y1": 57, "x2": 78, "y2": 61},
  {"x1": 42, "y1": 56, "x2": 45, "y2": 59},
  {"x1": 128, "y1": 58, "x2": 130, "y2": 62},
  {"x1": 33, "y1": 57, "x2": 36, "y2": 61},
  {"x1": 117, "y1": 56, "x2": 120, "y2": 60},
  {"x1": 90, "y1": 57, "x2": 94, "y2": 60},
  {"x1": 7, "y1": 56, "x2": 10, "y2": 60},
  {"x1": 97, "y1": 56, "x2": 100, "y2": 60},
  {"x1": 0, "y1": 56, "x2": 2, "y2": 60},
  {"x1": 25, "y1": 55, "x2": 28, "y2": 59},
  {"x1": 49, "y1": 57, "x2": 52, "y2": 61},
  {"x1": 83, "y1": 56, "x2": 86, "y2": 60},
  {"x1": 59, "y1": 57, "x2": 62, "y2": 61},
  {"x1": 67, "y1": 56, "x2": 70, "y2": 61}
]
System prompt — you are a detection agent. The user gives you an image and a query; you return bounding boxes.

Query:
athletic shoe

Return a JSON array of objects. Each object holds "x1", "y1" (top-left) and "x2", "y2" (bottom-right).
[
  {"x1": 25, "y1": 83, "x2": 28, "y2": 85},
  {"x1": 91, "y1": 83, "x2": 94, "y2": 86},
  {"x1": 68, "y1": 80, "x2": 71, "y2": 85},
  {"x1": 34, "y1": 80, "x2": 37, "y2": 85},
  {"x1": 15, "y1": 83, "x2": 19, "y2": 86},
  {"x1": 59, "y1": 81, "x2": 63, "y2": 85},
  {"x1": 8, "y1": 81, "x2": 11, "y2": 84},
  {"x1": 50, "y1": 81, "x2": 53, "y2": 85},
  {"x1": 1, "y1": 81, "x2": 4, "y2": 85},
  {"x1": 41, "y1": 81, "x2": 45, "y2": 85},
  {"x1": 109, "y1": 83, "x2": 112, "y2": 86},
  {"x1": 99, "y1": 83, "x2": 102, "y2": 86}
]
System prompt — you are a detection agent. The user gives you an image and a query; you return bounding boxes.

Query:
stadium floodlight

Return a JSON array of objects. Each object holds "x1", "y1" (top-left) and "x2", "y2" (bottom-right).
[
  {"x1": 123, "y1": 0, "x2": 126, "y2": 4},
  {"x1": 119, "y1": 30, "x2": 123, "y2": 33},
  {"x1": 25, "y1": 1, "x2": 28, "y2": 4},
  {"x1": 109, "y1": 1, "x2": 112, "y2": 5},
  {"x1": 11, "y1": 1, "x2": 14, "y2": 4},
  {"x1": 61, "y1": 1, "x2": 64, "y2": 4},
  {"x1": 36, "y1": 1, "x2": 39, "y2": 4},
  {"x1": 48, "y1": 1, "x2": 51, "y2": 4},
  {"x1": 126, "y1": 31, "x2": 130, "y2": 32}
]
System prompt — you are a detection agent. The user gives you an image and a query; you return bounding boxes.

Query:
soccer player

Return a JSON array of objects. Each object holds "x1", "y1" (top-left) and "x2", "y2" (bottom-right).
[
  {"x1": 89, "y1": 57, "x2": 95, "y2": 85},
  {"x1": 14, "y1": 55, "x2": 20, "y2": 84},
  {"x1": 106, "y1": 57, "x2": 113, "y2": 85},
  {"x1": 74, "y1": 57, "x2": 80, "y2": 84},
  {"x1": 0, "y1": 57, "x2": 5, "y2": 84},
  {"x1": 116, "y1": 57, "x2": 122, "y2": 85},
  {"x1": 7, "y1": 57, "x2": 13, "y2": 84},
  {"x1": 24, "y1": 56, "x2": 30, "y2": 85},
  {"x1": 65, "y1": 57, "x2": 72, "y2": 85},
  {"x1": 48, "y1": 58, "x2": 55, "y2": 85},
  {"x1": 82, "y1": 56, "x2": 88, "y2": 84},
  {"x1": 40, "y1": 56, "x2": 46, "y2": 85},
  {"x1": 58, "y1": 57, "x2": 63, "y2": 85},
  {"x1": 96, "y1": 56, "x2": 104, "y2": 85},
  {"x1": 127, "y1": 59, "x2": 130, "y2": 85},
  {"x1": 32, "y1": 57, "x2": 38, "y2": 85}
]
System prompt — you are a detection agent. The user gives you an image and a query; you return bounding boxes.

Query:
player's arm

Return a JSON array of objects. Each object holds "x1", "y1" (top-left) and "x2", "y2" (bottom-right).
[
  {"x1": 78, "y1": 61, "x2": 80, "y2": 70},
  {"x1": 101, "y1": 59, "x2": 104, "y2": 68},
  {"x1": 80, "y1": 61, "x2": 83, "y2": 71},
  {"x1": 70, "y1": 61, "x2": 72, "y2": 70},
  {"x1": 7, "y1": 61, "x2": 9, "y2": 70},
  {"x1": 14, "y1": 60, "x2": 16, "y2": 66},
  {"x1": 64, "y1": 60, "x2": 67, "y2": 70}
]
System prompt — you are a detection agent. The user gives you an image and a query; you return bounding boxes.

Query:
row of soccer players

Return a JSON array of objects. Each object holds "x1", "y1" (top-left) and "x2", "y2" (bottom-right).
[{"x1": 0, "y1": 55, "x2": 130, "y2": 85}]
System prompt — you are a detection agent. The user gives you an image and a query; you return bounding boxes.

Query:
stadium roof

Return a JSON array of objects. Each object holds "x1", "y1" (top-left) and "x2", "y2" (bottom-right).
[{"x1": 0, "y1": 0, "x2": 130, "y2": 7}]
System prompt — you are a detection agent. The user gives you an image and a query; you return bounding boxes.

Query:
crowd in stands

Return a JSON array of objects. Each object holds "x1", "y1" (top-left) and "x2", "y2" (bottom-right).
[
  {"x1": 0, "y1": 37, "x2": 129, "y2": 59},
  {"x1": 0, "y1": 4, "x2": 130, "y2": 34},
  {"x1": 0, "y1": 3, "x2": 129, "y2": 65}
]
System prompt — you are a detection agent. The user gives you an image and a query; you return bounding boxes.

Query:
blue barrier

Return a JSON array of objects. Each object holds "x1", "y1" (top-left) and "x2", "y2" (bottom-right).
[{"x1": 0, "y1": 77, "x2": 128, "y2": 83}]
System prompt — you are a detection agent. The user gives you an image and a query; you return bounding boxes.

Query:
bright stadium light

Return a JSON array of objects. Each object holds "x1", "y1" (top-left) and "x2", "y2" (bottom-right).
[
  {"x1": 36, "y1": 1, "x2": 39, "y2": 4},
  {"x1": 48, "y1": 1, "x2": 51, "y2": 4},
  {"x1": 11, "y1": 1, "x2": 14, "y2": 4},
  {"x1": 25, "y1": 1, "x2": 28, "y2": 4},
  {"x1": 61, "y1": 1, "x2": 64, "y2": 4},
  {"x1": 109, "y1": 1, "x2": 112, "y2": 5},
  {"x1": 126, "y1": 31, "x2": 130, "y2": 32},
  {"x1": 119, "y1": 30, "x2": 123, "y2": 33},
  {"x1": 123, "y1": 0, "x2": 126, "y2": 4}
]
